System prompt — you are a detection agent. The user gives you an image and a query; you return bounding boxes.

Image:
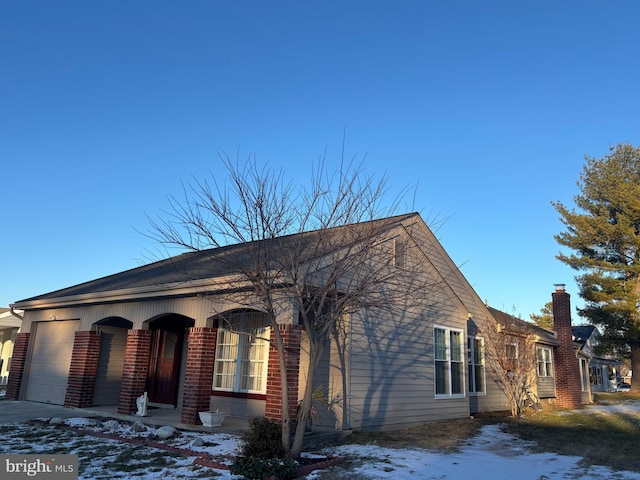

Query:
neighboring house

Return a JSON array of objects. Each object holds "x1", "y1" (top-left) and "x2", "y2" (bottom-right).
[
  {"x1": 573, "y1": 325, "x2": 623, "y2": 394},
  {"x1": 5, "y1": 213, "x2": 588, "y2": 432},
  {"x1": 484, "y1": 306, "x2": 559, "y2": 403},
  {"x1": 482, "y1": 284, "x2": 597, "y2": 410},
  {"x1": 0, "y1": 308, "x2": 23, "y2": 385}
]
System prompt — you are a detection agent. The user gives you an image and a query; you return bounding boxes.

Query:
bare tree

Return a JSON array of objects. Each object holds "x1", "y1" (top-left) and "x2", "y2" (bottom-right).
[
  {"x1": 473, "y1": 310, "x2": 539, "y2": 417},
  {"x1": 146, "y1": 149, "x2": 439, "y2": 457}
]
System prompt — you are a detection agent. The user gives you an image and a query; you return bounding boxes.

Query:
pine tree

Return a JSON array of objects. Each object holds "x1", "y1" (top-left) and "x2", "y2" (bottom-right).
[
  {"x1": 553, "y1": 143, "x2": 640, "y2": 391},
  {"x1": 530, "y1": 302, "x2": 554, "y2": 330}
]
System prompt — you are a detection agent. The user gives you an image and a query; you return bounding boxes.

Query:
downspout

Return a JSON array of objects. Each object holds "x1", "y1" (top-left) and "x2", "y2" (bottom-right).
[{"x1": 9, "y1": 306, "x2": 24, "y2": 321}]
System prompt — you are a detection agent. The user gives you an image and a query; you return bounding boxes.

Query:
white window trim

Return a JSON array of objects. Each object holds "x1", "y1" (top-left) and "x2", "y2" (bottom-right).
[
  {"x1": 579, "y1": 358, "x2": 590, "y2": 392},
  {"x1": 536, "y1": 346, "x2": 554, "y2": 378},
  {"x1": 212, "y1": 312, "x2": 271, "y2": 395},
  {"x1": 506, "y1": 342, "x2": 518, "y2": 360},
  {"x1": 468, "y1": 335, "x2": 486, "y2": 396},
  {"x1": 392, "y1": 237, "x2": 406, "y2": 268},
  {"x1": 434, "y1": 325, "x2": 466, "y2": 399}
]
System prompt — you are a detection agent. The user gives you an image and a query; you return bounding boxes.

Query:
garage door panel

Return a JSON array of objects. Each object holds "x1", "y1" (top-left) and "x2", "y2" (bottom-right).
[{"x1": 25, "y1": 321, "x2": 79, "y2": 404}]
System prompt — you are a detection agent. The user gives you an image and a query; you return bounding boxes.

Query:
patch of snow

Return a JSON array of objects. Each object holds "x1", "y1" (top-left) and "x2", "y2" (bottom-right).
[
  {"x1": 2, "y1": 403, "x2": 640, "y2": 479},
  {"x1": 318, "y1": 424, "x2": 640, "y2": 480}
]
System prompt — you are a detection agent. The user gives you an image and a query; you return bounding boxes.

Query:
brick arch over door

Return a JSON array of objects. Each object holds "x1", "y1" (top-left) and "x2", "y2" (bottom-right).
[{"x1": 93, "y1": 317, "x2": 133, "y2": 406}]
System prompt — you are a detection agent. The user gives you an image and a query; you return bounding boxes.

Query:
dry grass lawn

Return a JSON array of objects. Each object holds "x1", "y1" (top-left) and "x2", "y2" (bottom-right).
[{"x1": 328, "y1": 393, "x2": 640, "y2": 472}]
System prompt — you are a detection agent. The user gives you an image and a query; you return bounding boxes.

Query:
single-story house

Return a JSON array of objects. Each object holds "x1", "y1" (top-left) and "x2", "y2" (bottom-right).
[
  {"x1": 6, "y1": 213, "x2": 586, "y2": 431},
  {"x1": 0, "y1": 308, "x2": 22, "y2": 385}
]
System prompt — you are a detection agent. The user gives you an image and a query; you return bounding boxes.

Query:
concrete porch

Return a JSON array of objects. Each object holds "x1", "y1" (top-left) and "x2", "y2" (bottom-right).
[
  {"x1": 0, "y1": 398, "x2": 250, "y2": 436},
  {"x1": 82, "y1": 404, "x2": 251, "y2": 435}
]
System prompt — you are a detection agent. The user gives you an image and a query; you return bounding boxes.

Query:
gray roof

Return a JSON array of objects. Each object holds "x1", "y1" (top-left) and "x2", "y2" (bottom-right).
[
  {"x1": 16, "y1": 213, "x2": 418, "y2": 304},
  {"x1": 572, "y1": 325, "x2": 597, "y2": 345},
  {"x1": 487, "y1": 306, "x2": 558, "y2": 345}
]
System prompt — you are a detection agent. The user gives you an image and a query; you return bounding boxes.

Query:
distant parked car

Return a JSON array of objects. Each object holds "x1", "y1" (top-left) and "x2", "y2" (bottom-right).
[{"x1": 617, "y1": 383, "x2": 631, "y2": 392}]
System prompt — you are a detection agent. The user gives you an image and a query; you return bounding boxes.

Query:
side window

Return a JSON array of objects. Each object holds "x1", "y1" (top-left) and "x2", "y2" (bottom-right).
[
  {"x1": 536, "y1": 347, "x2": 553, "y2": 377},
  {"x1": 435, "y1": 326, "x2": 465, "y2": 397},
  {"x1": 468, "y1": 336, "x2": 485, "y2": 394}
]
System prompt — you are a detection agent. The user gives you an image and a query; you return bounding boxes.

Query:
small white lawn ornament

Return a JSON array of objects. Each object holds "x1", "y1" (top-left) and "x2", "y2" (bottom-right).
[{"x1": 136, "y1": 391, "x2": 148, "y2": 417}]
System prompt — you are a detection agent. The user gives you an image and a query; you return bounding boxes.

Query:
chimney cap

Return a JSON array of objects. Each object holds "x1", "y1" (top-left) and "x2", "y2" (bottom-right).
[{"x1": 554, "y1": 283, "x2": 566, "y2": 292}]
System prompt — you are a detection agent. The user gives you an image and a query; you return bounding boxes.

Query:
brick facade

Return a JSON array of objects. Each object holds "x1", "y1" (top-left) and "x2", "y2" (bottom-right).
[
  {"x1": 117, "y1": 329, "x2": 152, "y2": 414},
  {"x1": 64, "y1": 330, "x2": 102, "y2": 408},
  {"x1": 552, "y1": 286, "x2": 583, "y2": 408},
  {"x1": 265, "y1": 324, "x2": 301, "y2": 422},
  {"x1": 181, "y1": 327, "x2": 217, "y2": 425},
  {"x1": 5, "y1": 332, "x2": 30, "y2": 400}
]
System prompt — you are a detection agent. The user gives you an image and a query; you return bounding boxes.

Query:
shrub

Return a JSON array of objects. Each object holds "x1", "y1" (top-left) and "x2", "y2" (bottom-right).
[
  {"x1": 229, "y1": 456, "x2": 298, "y2": 480},
  {"x1": 240, "y1": 416, "x2": 286, "y2": 459},
  {"x1": 231, "y1": 416, "x2": 297, "y2": 479}
]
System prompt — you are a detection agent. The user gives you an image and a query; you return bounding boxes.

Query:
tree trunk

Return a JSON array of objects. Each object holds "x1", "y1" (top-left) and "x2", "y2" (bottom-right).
[
  {"x1": 631, "y1": 342, "x2": 640, "y2": 392},
  {"x1": 332, "y1": 324, "x2": 350, "y2": 430},
  {"x1": 290, "y1": 339, "x2": 323, "y2": 458}
]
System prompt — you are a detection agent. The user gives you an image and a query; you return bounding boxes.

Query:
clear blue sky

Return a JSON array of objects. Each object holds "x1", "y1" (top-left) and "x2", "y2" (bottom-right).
[{"x1": 2, "y1": 1, "x2": 639, "y2": 321}]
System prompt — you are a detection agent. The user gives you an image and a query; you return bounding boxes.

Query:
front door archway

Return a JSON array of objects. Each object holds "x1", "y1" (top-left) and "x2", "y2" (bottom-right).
[{"x1": 146, "y1": 315, "x2": 193, "y2": 406}]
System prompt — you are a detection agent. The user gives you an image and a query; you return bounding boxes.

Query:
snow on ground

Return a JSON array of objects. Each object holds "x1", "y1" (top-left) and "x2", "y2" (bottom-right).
[
  {"x1": 316, "y1": 423, "x2": 640, "y2": 480},
  {"x1": 0, "y1": 403, "x2": 639, "y2": 479},
  {"x1": 584, "y1": 400, "x2": 640, "y2": 416}
]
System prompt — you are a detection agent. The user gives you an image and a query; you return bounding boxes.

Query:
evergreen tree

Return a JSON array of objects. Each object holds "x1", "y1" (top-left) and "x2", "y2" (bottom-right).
[
  {"x1": 553, "y1": 143, "x2": 640, "y2": 391},
  {"x1": 530, "y1": 302, "x2": 554, "y2": 330}
]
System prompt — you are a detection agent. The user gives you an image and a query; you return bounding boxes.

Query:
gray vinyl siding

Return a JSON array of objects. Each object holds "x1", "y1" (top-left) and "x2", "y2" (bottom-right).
[
  {"x1": 468, "y1": 347, "x2": 511, "y2": 414},
  {"x1": 298, "y1": 331, "x2": 346, "y2": 431},
  {"x1": 208, "y1": 395, "x2": 265, "y2": 418},
  {"x1": 19, "y1": 292, "x2": 299, "y2": 334},
  {"x1": 346, "y1": 302, "x2": 469, "y2": 432},
  {"x1": 536, "y1": 377, "x2": 556, "y2": 398}
]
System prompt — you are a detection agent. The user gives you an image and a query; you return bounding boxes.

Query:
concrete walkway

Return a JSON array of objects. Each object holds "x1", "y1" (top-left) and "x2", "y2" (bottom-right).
[{"x1": 0, "y1": 397, "x2": 250, "y2": 435}]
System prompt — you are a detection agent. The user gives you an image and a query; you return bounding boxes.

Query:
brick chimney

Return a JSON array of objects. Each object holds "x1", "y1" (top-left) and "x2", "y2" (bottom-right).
[{"x1": 552, "y1": 284, "x2": 582, "y2": 408}]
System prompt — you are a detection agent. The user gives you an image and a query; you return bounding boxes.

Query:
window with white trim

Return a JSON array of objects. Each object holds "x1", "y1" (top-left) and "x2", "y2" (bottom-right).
[
  {"x1": 579, "y1": 358, "x2": 589, "y2": 392},
  {"x1": 590, "y1": 365, "x2": 603, "y2": 386},
  {"x1": 392, "y1": 237, "x2": 406, "y2": 268},
  {"x1": 213, "y1": 311, "x2": 271, "y2": 394},
  {"x1": 536, "y1": 346, "x2": 553, "y2": 378},
  {"x1": 468, "y1": 336, "x2": 485, "y2": 394},
  {"x1": 435, "y1": 327, "x2": 464, "y2": 396}
]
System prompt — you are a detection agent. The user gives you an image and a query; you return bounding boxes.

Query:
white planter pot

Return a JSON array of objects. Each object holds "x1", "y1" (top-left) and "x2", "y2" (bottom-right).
[{"x1": 199, "y1": 410, "x2": 225, "y2": 427}]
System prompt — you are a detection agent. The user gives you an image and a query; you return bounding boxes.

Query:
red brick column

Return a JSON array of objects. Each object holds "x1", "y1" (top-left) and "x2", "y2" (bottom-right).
[
  {"x1": 552, "y1": 286, "x2": 583, "y2": 408},
  {"x1": 181, "y1": 327, "x2": 217, "y2": 425},
  {"x1": 5, "y1": 332, "x2": 30, "y2": 400},
  {"x1": 64, "y1": 331, "x2": 102, "y2": 408},
  {"x1": 265, "y1": 324, "x2": 301, "y2": 422},
  {"x1": 117, "y1": 329, "x2": 152, "y2": 414}
]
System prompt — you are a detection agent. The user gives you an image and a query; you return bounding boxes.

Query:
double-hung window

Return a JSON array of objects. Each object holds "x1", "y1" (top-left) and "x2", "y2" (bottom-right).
[
  {"x1": 435, "y1": 327, "x2": 464, "y2": 397},
  {"x1": 536, "y1": 346, "x2": 553, "y2": 378},
  {"x1": 213, "y1": 311, "x2": 271, "y2": 394},
  {"x1": 468, "y1": 336, "x2": 485, "y2": 394}
]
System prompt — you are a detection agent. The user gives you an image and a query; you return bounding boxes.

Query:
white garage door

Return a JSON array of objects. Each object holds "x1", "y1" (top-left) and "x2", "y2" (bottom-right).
[{"x1": 25, "y1": 320, "x2": 79, "y2": 404}]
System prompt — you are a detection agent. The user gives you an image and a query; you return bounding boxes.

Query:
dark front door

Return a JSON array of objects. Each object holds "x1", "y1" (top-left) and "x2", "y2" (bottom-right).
[{"x1": 147, "y1": 327, "x2": 184, "y2": 405}]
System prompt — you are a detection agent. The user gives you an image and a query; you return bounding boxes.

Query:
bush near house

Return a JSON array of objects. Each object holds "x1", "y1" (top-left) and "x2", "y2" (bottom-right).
[{"x1": 230, "y1": 416, "x2": 298, "y2": 480}]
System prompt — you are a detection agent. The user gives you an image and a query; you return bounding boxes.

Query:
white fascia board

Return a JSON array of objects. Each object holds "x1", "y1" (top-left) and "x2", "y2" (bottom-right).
[{"x1": 11, "y1": 274, "x2": 258, "y2": 310}]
